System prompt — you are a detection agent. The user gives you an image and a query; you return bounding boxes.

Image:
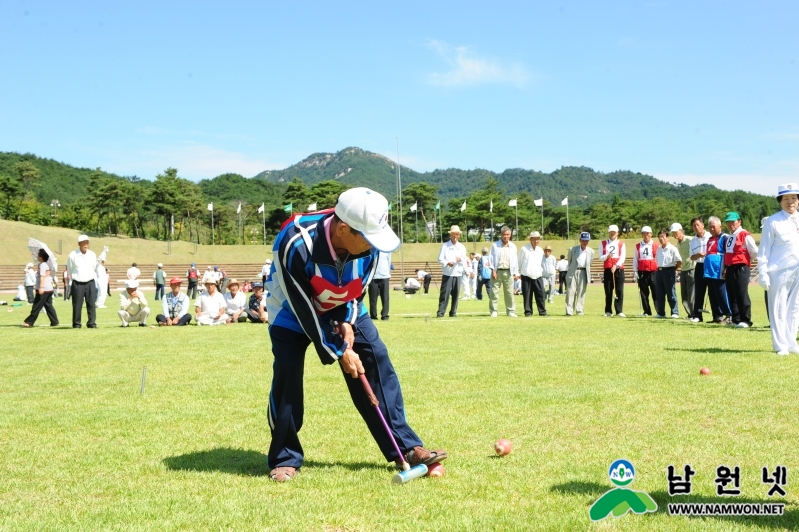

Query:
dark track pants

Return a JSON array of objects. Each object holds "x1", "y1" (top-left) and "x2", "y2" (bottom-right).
[
  {"x1": 24, "y1": 291, "x2": 58, "y2": 326},
  {"x1": 476, "y1": 277, "x2": 490, "y2": 300},
  {"x1": 558, "y1": 271, "x2": 567, "y2": 294},
  {"x1": 154, "y1": 284, "x2": 165, "y2": 300},
  {"x1": 25, "y1": 285, "x2": 35, "y2": 304},
  {"x1": 692, "y1": 263, "x2": 707, "y2": 321},
  {"x1": 726, "y1": 264, "x2": 752, "y2": 326},
  {"x1": 637, "y1": 270, "x2": 657, "y2": 316},
  {"x1": 521, "y1": 276, "x2": 546, "y2": 316},
  {"x1": 63, "y1": 281, "x2": 71, "y2": 301},
  {"x1": 706, "y1": 278, "x2": 732, "y2": 320},
  {"x1": 422, "y1": 274, "x2": 432, "y2": 294},
  {"x1": 267, "y1": 316, "x2": 423, "y2": 469},
  {"x1": 368, "y1": 277, "x2": 390, "y2": 320},
  {"x1": 155, "y1": 314, "x2": 192, "y2": 325},
  {"x1": 437, "y1": 274, "x2": 460, "y2": 317},
  {"x1": 187, "y1": 280, "x2": 198, "y2": 300},
  {"x1": 71, "y1": 280, "x2": 97, "y2": 328},
  {"x1": 603, "y1": 268, "x2": 624, "y2": 315}
]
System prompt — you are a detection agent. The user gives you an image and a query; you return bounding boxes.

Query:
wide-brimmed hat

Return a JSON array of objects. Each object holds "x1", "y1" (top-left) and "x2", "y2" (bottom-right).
[
  {"x1": 226, "y1": 278, "x2": 240, "y2": 287},
  {"x1": 449, "y1": 225, "x2": 461, "y2": 234},
  {"x1": 334, "y1": 187, "x2": 399, "y2": 253},
  {"x1": 157, "y1": 263, "x2": 163, "y2": 268},
  {"x1": 544, "y1": 245, "x2": 552, "y2": 251},
  {"x1": 528, "y1": 231, "x2": 541, "y2": 238}
]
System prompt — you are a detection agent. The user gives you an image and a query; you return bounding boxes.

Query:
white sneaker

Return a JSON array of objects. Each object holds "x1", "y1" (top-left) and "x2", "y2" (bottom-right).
[
  {"x1": 690, "y1": 317, "x2": 700, "y2": 323},
  {"x1": 604, "y1": 312, "x2": 612, "y2": 317},
  {"x1": 616, "y1": 313, "x2": 626, "y2": 318},
  {"x1": 508, "y1": 312, "x2": 518, "y2": 318},
  {"x1": 577, "y1": 312, "x2": 584, "y2": 316},
  {"x1": 736, "y1": 322, "x2": 750, "y2": 328},
  {"x1": 777, "y1": 350, "x2": 790, "y2": 356},
  {"x1": 671, "y1": 314, "x2": 680, "y2": 319},
  {"x1": 490, "y1": 311, "x2": 498, "y2": 318}
]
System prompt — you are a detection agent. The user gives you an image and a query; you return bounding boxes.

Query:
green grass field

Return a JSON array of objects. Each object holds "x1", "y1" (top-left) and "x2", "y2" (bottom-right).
[{"x1": 2, "y1": 285, "x2": 797, "y2": 531}]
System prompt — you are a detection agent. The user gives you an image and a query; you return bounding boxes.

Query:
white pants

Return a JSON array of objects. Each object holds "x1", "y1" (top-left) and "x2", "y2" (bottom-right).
[
  {"x1": 197, "y1": 314, "x2": 228, "y2": 326},
  {"x1": 460, "y1": 273, "x2": 472, "y2": 298},
  {"x1": 96, "y1": 280, "x2": 108, "y2": 307},
  {"x1": 470, "y1": 274, "x2": 477, "y2": 295},
  {"x1": 767, "y1": 267, "x2": 799, "y2": 353},
  {"x1": 118, "y1": 308, "x2": 150, "y2": 326}
]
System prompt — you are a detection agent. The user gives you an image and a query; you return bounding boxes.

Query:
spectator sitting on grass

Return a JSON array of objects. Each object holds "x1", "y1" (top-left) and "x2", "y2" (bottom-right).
[
  {"x1": 195, "y1": 280, "x2": 228, "y2": 326},
  {"x1": 245, "y1": 282, "x2": 268, "y2": 323},
  {"x1": 156, "y1": 277, "x2": 192, "y2": 326},
  {"x1": 224, "y1": 278, "x2": 248, "y2": 323},
  {"x1": 118, "y1": 279, "x2": 150, "y2": 327}
]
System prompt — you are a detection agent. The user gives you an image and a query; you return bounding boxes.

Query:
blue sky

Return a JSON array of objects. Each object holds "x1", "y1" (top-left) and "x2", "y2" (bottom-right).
[{"x1": 1, "y1": 1, "x2": 796, "y2": 195}]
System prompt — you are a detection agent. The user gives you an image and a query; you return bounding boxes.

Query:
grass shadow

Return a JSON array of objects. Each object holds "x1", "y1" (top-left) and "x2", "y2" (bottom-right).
[
  {"x1": 163, "y1": 448, "x2": 270, "y2": 477},
  {"x1": 549, "y1": 480, "x2": 608, "y2": 496},
  {"x1": 665, "y1": 348, "x2": 764, "y2": 354},
  {"x1": 162, "y1": 448, "x2": 390, "y2": 477}
]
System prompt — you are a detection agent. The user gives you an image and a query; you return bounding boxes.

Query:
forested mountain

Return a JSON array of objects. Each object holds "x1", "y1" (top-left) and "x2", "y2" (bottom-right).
[{"x1": 0, "y1": 147, "x2": 777, "y2": 245}]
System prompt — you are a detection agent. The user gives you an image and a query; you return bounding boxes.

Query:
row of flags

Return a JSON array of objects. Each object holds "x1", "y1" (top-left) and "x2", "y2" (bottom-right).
[{"x1": 205, "y1": 196, "x2": 570, "y2": 216}]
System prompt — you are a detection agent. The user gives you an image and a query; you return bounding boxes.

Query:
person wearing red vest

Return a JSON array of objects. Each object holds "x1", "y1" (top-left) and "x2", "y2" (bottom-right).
[
  {"x1": 722, "y1": 211, "x2": 759, "y2": 327},
  {"x1": 599, "y1": 224, "x2": 626, "y2": 317},
  {"x1": 633, "y1": 226, "x2": 659, "y2": 316}
]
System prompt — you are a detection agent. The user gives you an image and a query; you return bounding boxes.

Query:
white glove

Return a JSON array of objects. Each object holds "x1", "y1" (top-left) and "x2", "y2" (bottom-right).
[
  {"x1": 103, "y1": 246, "x2": 109, "y2": 253},
  {"x1": 633, "y1": 272, "x2": 639, "y2": 282},
  {"x1": 759, "y1": 273, "x2": 770, "y2": 290}
]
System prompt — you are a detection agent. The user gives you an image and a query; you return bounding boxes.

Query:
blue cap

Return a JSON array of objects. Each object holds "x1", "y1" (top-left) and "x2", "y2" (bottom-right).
[
  {"x1": 214, "y1": 265, "x2": 219, "y2": 270},
  {"x1": 580, "y1": 231, "x2": 591, "y2": 241},
  {"x1": 252, "y1": 282, "x2": 263, "y2": 289},
  {"x1": 191, "y1": 263, "x2": 196, "y2": 267}
]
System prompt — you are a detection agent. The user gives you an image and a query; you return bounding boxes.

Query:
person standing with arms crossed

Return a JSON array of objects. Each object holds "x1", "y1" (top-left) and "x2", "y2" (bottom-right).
[
  {"x1": 437, "y1": 225, "x2": 467, "y2": 318},
  {"x1": 599, "y1": 224, "x2": 626, "y2": 317},
  {"x1": 66, "y1": 235, "x2": 107, "y2": 328}
]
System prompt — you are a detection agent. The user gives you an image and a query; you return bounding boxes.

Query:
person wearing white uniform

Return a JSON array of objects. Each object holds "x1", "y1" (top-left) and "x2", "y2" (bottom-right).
[
  {"x1": 66, "y1": 235, "x2": 107, "y2": 328},
  {"x1": 758, "y1": 183, "x2": 799, "y2": 355},
  {"x1": 118, "y1": 279, "x2": 150, "y2": 327},
  {"x1": 436, "y1": 225, "x2": 467, "y2": 318},
  {"x1": 223, "y1": 278, "x2": 248, "y2": 323},
  {"x1": 195, "y1": 279, "x2": 228, "y2": 325},
  {"x1": 96, "y1": 259, "x2": 110, "y2": 308},
  {"x1": 261, "y1": 259, "x2": 272, "y2": 284},
  {"x1": 518, "y1": 231, "x2": 546, "y2": 316}
]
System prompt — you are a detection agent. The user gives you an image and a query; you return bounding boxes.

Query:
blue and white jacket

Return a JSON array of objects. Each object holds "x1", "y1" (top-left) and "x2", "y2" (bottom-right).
[{"x1": 265, "y1": 212, "x2": 377, "y2": 364}]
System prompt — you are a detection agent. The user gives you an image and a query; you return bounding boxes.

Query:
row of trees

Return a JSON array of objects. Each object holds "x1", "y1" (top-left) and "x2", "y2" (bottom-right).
[{"x1": 0, "y1": 161, "x2": 777, "y2": 246}]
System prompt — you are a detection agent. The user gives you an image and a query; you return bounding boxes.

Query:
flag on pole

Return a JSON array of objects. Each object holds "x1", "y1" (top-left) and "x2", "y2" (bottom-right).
[
  {"x1": 387, "y1": 202, "x2": 392, "y2": 212},
  {"x1": 460, "y1": 201, "x2": 466, "y2": 212},
  {"x1": 561, "y1": 197, "x2": 568, "y2": 206},
  {"x1": 171, "y1": 214, "x2": 174, "y2": 235},
  {"x1": 490, "y1": 199, "x2": 493, "y2": 212},
  {"x1": 257, "y1": 203, "x2": 264, "y2": 214},
  {"x1": 508, "y1": 199, "x2": 517, "y2": 207},
  {"x1": 207, "y1": 203, "x2": 213, "y2": 211},
  {"x1": 434, "y1": 200, "x2": 440, "y2": 211},
  {"x1": 410, "y1": 202, "x2": 417, "y2": 212},
  {"x1": 534, "y1": 198, "x2": 543, "y2": 207},
  {"x1": 283, "y1": 203, "x2": 293, "y2": 213},
  {"x1": 308, "y1": 202, "x2": 317, "y2": 211},
  {"x1": 237, "y1": 202, "x2": 241, "y2": 214}
]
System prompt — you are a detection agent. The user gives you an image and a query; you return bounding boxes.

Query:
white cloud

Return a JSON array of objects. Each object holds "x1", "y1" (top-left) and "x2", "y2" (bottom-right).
[
  {"x1": 102, "y1": 143, "x2": 285, "y2": 180},
  {"x1": 426, "y1": 40, "x2": 530, "y2": 87}
]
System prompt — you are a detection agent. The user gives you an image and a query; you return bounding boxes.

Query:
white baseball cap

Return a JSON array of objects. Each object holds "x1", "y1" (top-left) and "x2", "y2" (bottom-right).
[
  {"x1": 670, "y1": 223, "x2": 683, "y2": 232},
  {"x1": 157, "y1": 263, "x2": 163, "y2": 268},
  {"x1": 778, "y1": 183, "x2": 799, "y2": 196},
  {"x1": 78, "y1": 234, "x2": 90, "y2": 243},
  {"x1": 125, "y1": 279, "x2": 139, "y2": 289},
  {"x1": 334, "y1": 187, "x2": 399, "y2": 252},
  {"x1": 608, "y1": 224, "x2": 619, "y2": 232},
  {"x1": 641, "y1": 226, "x2": 653, "y2": 233}
]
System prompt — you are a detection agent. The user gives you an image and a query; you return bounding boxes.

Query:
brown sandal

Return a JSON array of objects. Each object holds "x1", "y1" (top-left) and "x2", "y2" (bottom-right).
[
  {"x1": 270, "y1": 466, "x2": 297, "y2": 482},
  {"x1": 20, "y1": 323, "x2": 32, "y2": 328},
  {"x1": 403, "y1": 446, "x2": 448, "y2": 467}
]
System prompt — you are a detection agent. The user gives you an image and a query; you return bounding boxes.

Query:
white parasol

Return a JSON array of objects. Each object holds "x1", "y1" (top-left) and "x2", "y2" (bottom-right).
[{"x1": 27, "y1": 237, "x2": 59, "y2": 273}]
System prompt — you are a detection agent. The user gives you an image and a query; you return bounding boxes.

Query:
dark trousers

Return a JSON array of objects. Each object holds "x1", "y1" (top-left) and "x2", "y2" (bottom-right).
[
  {"x1": 558, "y1": 271, "x2": 567, "y2": 294},
  {"x1": 422, "y1": 274, "x2": 432, "y2": 294},
  {"x1": 155, "y1": 314, "x2": 192, "y2": 325},
  {"x1": 637, "y1": 270, "x2": 657, "y2": 316},
  {"x1": 521, "y1": 276, "x2": 546, "y2": 316},
  {"x1": 437, "y1": 274, "x2": 460, "y2": 317},
  {"x1": 726, "y1": 264, "x2": 752, "y2": 325},
  {"x1": 245, "y1": 309, "x2": 266, "y2": 323},
  {"x1": 655, "y1": 267, "x2": 679, "y2": 316},
  {"x1": 63, "y1": 281, "x2": 71, "y2": 301},
  {"x1": 154, "y1": 284, "x2": 165, "y2": 300},
  {"x1": 692, "y1": 263, "x2": 707, "y2": 321},
  {"x1": 267, "y1": 317, "x2": 423, "y2": 469},
  {"x1": 25, "y1": 285, "x2": 35, "y2": 304},
  {"x1": 706, "y1": 278, "x2": 731, "y2": 320},
  {"x1": 476, "y1": 277, "x2": 490, "y2": 300},
  {"x1": 187, "y1": 280, "x2": 198, "y2": 299},
  {"x1": 71, "y1": 280, "x2": 97, "y2": 328},
  {"x1": 603, "y1": 268, "x2": 625, "y2": 314},
  {"x1": 368, "y1": 278, "x2": 390, "y2": 320},
  {"x1": 24, "y1": 291, "x2": 58, "y2": 326}
]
